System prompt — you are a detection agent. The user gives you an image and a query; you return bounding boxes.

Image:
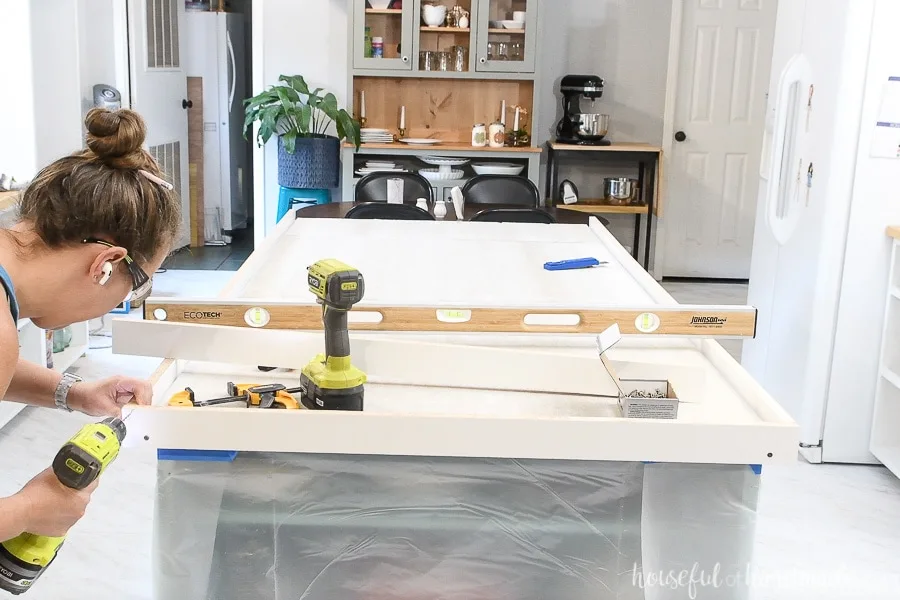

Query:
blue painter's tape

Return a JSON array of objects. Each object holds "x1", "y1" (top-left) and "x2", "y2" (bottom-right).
[
  {"x1": 157, "y1": 449, "x2": 238, "y2": 462},
  {"x1": 641, "y1": 461, "x2": 762, "y2": 475}
]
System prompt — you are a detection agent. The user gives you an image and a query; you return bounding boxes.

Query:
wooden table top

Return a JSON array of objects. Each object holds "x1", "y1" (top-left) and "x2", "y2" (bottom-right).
[
  {"x1": 887, "y1": 226, "x2": 900, "y2": 240},
  {"x1": 549, "y1": 142, "x2": 663, "y2": 153},
  {"x1": 295, "y1": 202, "x2": 597, "y2": 225}
]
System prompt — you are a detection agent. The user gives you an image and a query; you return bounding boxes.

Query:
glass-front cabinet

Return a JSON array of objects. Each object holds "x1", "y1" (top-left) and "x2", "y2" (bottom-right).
[
  {"x1": 416, "y1": 0, "x2": 476, "y2": 73},
  {"x1": 474, "y1": 0, "x2": 537, "y2": 73},
  {"x1": 353, "y1": 0, "x2": 416, "y2": 71}
]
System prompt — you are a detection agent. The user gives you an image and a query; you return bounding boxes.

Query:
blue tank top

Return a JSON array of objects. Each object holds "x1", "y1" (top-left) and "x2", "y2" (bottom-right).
[{"x1": 0, "y1": 264, "x2": 19, "y2": 322}]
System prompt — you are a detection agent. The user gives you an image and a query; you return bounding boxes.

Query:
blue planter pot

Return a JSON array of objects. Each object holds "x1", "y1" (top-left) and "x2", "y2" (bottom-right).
[{"x1": 277, "y1": 135, "x2": 340, "y2": 189}]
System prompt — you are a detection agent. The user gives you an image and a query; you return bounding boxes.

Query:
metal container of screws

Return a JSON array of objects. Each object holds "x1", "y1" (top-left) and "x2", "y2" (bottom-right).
[{"x1": 618, "y1": 379, "x2": 680, "y2": 419}]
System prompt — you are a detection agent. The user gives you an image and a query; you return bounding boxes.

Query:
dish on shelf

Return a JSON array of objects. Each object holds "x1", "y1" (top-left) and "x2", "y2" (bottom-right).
[
  {"x1": 418, "y1": 156, "x2": 470, "y2": 166},
  {"x1": 400, "y1": 138, "x2": 442, "y2": 146},
  {"x1": 419, "y1": 168, "x2": 464, "y2": 181},
  {"x1": 356, "y1": 168, "x2": 408, "y2": 176},
  {"x1": 368, "y1": 0, "x2": 392, "y2": 9},
  {"x1": 499, "y1": 20, "x2": 525, "y2": 29},
  {"x1": 471, "y1": 163, "x2": 525, "y2": 176},
  {"x1": 361, "y1": 129, "x2": 395, "y2": 143},
  {"x1": 365, "y1": 161, "x2": 397, "y2": 168}
]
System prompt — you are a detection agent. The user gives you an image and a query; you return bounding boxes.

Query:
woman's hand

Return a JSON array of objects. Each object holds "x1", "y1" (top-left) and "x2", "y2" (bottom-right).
[
  {"x1": 67, "y1": 376, "x2": 153, "y2": 417},
  {"x1": 16, "y1": 467, "x2": 99, "y2": 537}
]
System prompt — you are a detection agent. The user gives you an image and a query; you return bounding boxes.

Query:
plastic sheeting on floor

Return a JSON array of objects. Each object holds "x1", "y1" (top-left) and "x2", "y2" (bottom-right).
[{"x1": 154, "y1": 453, "x2": 758, "y2": 600}]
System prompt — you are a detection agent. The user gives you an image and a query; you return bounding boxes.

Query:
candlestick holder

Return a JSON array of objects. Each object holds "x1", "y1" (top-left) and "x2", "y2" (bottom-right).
[
  {"x1": 505, "y1": 129, "x2": 531, "y2": 148},
  {"x1": 398, "y1": 127, "x2": 407, "y2": 139},
  {"x1": 359, "y1": 116, "x2": 368, "y2": 128}
]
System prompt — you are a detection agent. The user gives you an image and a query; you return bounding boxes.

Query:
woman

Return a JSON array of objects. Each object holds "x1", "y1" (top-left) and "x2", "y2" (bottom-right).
[{"x1": 0, "y1": 108, "x2": 182, "y2": 542}]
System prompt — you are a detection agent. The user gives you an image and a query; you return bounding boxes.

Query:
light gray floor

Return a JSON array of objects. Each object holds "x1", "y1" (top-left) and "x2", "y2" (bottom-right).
[{"x1": 0, "y1": 274, "x2": 898, "y2": 599}]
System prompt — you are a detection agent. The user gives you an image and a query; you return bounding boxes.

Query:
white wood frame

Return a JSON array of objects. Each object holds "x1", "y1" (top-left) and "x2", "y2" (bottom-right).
[
  {"x1": 113, "y1": 212, "x2": 798, "y2": 465},
  {"x1": 654, "y1": 0, "x2": 685, "y2": 280},
  {"x1": 251, "y1": 0, "x2": 265, "y2": 248},
  {"x1": 870, "y1": 237, "x2": 900, "y2": 476}
]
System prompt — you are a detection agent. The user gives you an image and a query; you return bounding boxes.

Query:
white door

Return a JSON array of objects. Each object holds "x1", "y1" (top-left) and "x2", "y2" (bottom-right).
[
  {"x1": 127, "y1": 0, "x2": 190, "y2": 249},
  {"x1": 663, "y1": 0, "x2": 777, "y2": 279}
]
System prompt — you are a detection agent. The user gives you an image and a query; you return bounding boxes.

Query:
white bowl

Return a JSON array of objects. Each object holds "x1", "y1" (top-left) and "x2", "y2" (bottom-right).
[
  {"x1": 422, "y1": 4, "x2": 447, "y2": 27},
  {"x1": 419, "y1": 156, "x2": 470, "y2": 167},
  {"x1": 471, "y1": 163, "x2": 525, "y2": 176},
  {"x1": 419, "y1": 168, "x2": 463, "y2": 181},
  {"x1": 369, "y1": 0, "x2": 391, "y2": 8},
  {"x1": 500, "y1": 20, "x2": 524, "y2": 29}
]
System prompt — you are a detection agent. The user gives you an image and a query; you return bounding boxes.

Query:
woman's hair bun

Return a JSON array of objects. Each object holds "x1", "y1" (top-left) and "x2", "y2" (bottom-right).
[{"x1": 85, "y1": 108, "x2": 148, "y2": 169}]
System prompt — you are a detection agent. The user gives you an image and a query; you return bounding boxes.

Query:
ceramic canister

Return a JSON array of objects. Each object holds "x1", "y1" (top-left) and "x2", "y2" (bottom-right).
[
  {"x1": 488, "y1": 121, "x2": 505, "y2": 147},
  {"x1": 471, "y1": 123, "x2": 487, "y2": 147}
]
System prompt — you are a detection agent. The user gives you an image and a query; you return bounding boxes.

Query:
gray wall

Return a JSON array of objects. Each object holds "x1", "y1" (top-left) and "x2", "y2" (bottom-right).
[
  {"x1": 537, "y1": 0, "x2": 672, "y2": 253},
  {"x1": 537, "y1": 0, "x2": 672, "y2": 145}
]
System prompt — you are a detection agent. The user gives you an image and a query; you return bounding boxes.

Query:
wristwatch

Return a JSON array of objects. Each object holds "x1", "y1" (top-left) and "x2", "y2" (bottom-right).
[{"x1": 54, "y1": 372, "x2": 83, "y2": 412}]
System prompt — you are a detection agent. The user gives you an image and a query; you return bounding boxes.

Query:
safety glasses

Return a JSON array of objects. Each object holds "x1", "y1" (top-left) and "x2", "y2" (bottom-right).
[{"x1": 83, "y1": 238, "x2": 152, "y2": 300}]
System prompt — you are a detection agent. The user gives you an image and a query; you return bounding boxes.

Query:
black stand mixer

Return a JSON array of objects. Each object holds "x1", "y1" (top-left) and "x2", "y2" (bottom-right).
[{"x1": 555, "y1": 74, "x2": 611, "y2": 146}]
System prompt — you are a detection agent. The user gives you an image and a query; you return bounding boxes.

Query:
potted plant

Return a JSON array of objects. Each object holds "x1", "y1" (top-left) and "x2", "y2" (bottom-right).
[{"x1": 243, "y1": 75, "x2": 361, "y2": 190}]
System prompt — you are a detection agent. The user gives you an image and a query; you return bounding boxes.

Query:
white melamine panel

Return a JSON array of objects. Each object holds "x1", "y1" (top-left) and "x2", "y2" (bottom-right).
[
  {"x1": 123, "y1": 356, "x2": 796, "y2": 465},
  {"x1": 227, "y1": 218, "x2": 664, "y2": 309},
  {"x1": 114, "y1": 311, "x2": 797, "y2": 463},
  {"x1": 117, "y1": 217, "x2": 797, "y2": 464},
  {"x1": 113, "y1": 320, "x2": 623, "y2": 397}
]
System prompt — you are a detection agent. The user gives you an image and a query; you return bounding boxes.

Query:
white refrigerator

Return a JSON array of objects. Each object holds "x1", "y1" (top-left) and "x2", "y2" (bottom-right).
[
  {"x1": 185, "y1": 11, "x2": 250, "y2": 245},
  {"x1": 743, "y1": 0, "x2": 900, "y2": 464}
]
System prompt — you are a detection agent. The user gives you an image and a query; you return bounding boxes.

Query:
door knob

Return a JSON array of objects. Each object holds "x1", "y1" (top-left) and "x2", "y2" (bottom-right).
[
  {"x1": 402, "y1": 55, "x2": 409, "y2": 63},
  {"x1": 479, "y1": 57, "x2": 486, "y2": 64},
  {"x1": 182, "y1": 99, "x2": 193, "y2": 109},
  {"x1": 674, "y1": 131, "x2": 687, "y2": 142}
]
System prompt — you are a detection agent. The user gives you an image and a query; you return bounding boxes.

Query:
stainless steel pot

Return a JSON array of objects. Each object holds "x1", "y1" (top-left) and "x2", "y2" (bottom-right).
[
  {"x1": 604, "y1": 177, "x2": 637, "y2": 205},
  {"x1": 575, "y1": 113, "x2": 610, "y2": 140}
]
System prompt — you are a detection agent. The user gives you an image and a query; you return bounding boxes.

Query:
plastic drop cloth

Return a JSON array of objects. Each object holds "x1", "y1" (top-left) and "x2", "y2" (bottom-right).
[{"x1": 154, "y1": 453, "x2": 759, "y2": 600}]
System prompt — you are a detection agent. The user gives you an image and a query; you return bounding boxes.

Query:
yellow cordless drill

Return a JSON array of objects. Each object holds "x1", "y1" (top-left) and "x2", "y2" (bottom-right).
[
  {"x1": 298, "y1": 259, "x2": 367, "y2": 411},
  {"x1": 0, "y1": 417, "x2": 126, "y2": 595}
]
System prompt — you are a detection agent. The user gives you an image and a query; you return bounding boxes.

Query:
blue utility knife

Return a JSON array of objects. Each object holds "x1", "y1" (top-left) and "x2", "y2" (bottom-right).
[{"x1": 543, "y1": 257, "x2": 607, "y2": 271}]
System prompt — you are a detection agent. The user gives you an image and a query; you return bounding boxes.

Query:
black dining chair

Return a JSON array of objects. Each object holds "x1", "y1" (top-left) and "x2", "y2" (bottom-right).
[
  {"x1": 355, "y1": 172, "x2": 435, "y2": 204},
  {"x1": 470, "y1": 208, "x2": 558, "y2": 224},
  {"x1": 345, "y1": 202, "x2": 435, "y2": 221},
  {"x1": 460, "y1": 175, "x2": 541, "y2": 207}
]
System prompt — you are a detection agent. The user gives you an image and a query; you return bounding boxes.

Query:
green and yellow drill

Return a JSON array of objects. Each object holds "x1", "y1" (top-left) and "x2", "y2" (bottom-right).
[
  {"x1": 0, "y1": 417, "x2": 126, "y2": 594},
  {"x1": 298, "y1": 259, "x2": 367, "y2": 411}
]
